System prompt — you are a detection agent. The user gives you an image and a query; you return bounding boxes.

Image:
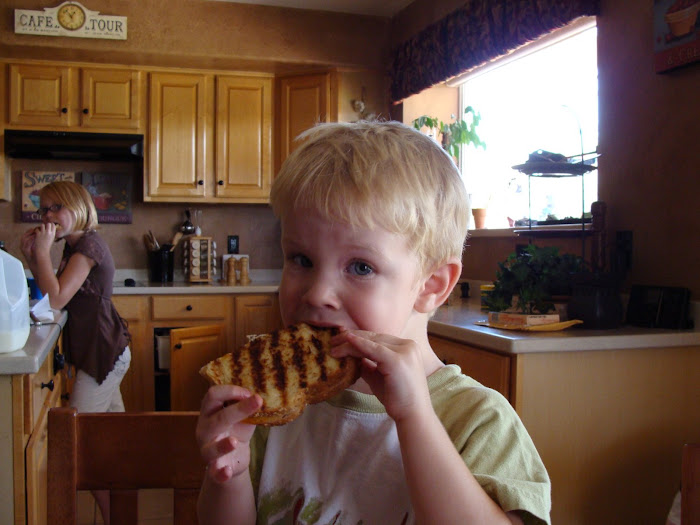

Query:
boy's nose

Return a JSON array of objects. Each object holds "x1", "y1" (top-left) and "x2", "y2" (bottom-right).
[{"x1": 302, "y1": 272, "x2": 340, "y2": 309}]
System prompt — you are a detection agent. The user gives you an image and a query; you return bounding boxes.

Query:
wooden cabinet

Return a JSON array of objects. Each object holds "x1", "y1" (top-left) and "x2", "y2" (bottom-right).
[
  {"x1": 112, "y1": 296, "x2": 151, "y2": 412},
  {"x1": 8, "y1": 330, "x2": 66, "y2": 525},
  {"x1": 112, "y1": 293, "x2": 280, "y2": 413},
  {"x1": 215, "y1": 75, "x2": 273, "y2": 202},
  {"x1": 277, "y1": 72, "x2": 332, "y2": 171},
  {"x1": 169, "y1": 325, "x2": 226, "y2": 411},
  {"x1": 146, "y1": 72, "x2": 213, "y2": 201},
  {"x1": 8, "y1": 63, "x2": 143, "y2": 131},
  {"x1": 430, "y1": 335, "x2": 511, "y2": 400},
  {"x1": 146, "y1": 71, "x2": 273, "y2": 203},
  {"x1": 234, "y1": 294, "x2": 283, "y2": 348}
]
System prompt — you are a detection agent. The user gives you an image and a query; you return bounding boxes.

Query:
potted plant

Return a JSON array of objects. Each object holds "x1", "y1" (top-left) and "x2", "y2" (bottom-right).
[
  {"x1": 413, "y1": 106, "x2": 487, "y2": 226},
  {"x1": 485, "y1": 244, "x2": 587, "y2": 314},
  {"x1": 412, "y1": 106, "x2": 485, "y2": 162}
]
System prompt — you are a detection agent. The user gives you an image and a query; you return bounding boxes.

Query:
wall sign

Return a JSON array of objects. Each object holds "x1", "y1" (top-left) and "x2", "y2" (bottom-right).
[
  {"x1": 14, "y1": 2, "x2": 127, "y2": 40},
  {"x1": 653, "y1": 0, "x2": 700, "y2": 72},
  {"x1": 21, "y1": 171, "x2": 76, "y2": 222}
]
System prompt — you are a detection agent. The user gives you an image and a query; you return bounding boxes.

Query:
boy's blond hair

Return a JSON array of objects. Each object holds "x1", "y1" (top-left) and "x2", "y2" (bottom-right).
[
  {"x1": 270, "y1": 121, "x2": 469, "y2": 271},
  {"x1": 40, "y1": 180, "x2": 99, "y2": 231}
]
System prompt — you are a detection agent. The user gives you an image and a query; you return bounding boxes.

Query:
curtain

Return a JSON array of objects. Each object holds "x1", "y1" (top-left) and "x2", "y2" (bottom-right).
[{"x1": 390, "y1": 0, "x2": 600, "y2": 103}]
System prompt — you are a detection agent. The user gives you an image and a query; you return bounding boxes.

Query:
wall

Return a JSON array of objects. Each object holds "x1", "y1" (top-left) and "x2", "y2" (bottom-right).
[
  {"x1": 398, "y1": 0, "x2": 700, "y2": 298},
  {"x1": 0, "y1": 0, "x2": 393, "y2": 271}
]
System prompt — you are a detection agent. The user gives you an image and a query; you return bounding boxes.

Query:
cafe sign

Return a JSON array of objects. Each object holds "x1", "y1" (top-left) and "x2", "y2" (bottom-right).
[{"x1": 14, "y1": 2, "x2": 127, "y2": 40}]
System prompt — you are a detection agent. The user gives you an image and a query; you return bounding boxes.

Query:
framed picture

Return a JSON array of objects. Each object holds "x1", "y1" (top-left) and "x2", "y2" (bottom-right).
[
  {"x1": 654, "y1": 0, "x2": 700, "y2": 72},
  {"x1": 81, "y1": 172, "x2": 133, "y2": 224},
  {"x1": 21, "y1": 171, "x2": 76, "y2": 222}
]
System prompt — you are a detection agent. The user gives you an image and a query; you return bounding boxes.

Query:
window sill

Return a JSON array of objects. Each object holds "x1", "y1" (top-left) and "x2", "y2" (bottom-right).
[{"x1": 468, "y1": 223, "x2": 592, "y2": 239}]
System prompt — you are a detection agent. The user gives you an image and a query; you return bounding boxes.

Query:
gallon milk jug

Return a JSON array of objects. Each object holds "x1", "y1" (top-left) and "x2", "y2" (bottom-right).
[{"x1": 0, "y1": 250, "x2": 30, "y2": 353}]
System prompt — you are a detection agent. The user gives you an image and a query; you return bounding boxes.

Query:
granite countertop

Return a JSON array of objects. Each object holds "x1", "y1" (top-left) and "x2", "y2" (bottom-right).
[
  {"x1": 429, "y1": 297, "x2": 700, "y2": 354},
  {"x1": 0, "y1": 309, "x2": 67, "y2": 375}
]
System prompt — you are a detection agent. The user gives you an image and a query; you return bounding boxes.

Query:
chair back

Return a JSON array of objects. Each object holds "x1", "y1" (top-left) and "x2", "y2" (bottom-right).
[
  {"x1": 683, "y1": 443, "x2": 700, "y2": 525},
  {"x1": 48, "y1": 407, "x2": 203, "y2": 525}
]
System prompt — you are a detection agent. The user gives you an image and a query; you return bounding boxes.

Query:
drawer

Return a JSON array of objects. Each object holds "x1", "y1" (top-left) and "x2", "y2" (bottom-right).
[
  {"x1": 151, "y1": 295, "x2": 229, "y2": 320},
  {"x1": 113, "y1": 295, "x2": 148, "y2": 320},
  {"x1": 24, "y1": 350, "x2": 62, "y2": 434}
]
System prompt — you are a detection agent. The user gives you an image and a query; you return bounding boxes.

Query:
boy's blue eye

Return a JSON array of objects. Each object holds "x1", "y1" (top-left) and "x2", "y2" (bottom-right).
[
  {"x1": 292, "y1": 254, "x2": 312, "y2": 268},
  {"x1": 349, "y1": 261, "x2": 373, "y2": 276}
]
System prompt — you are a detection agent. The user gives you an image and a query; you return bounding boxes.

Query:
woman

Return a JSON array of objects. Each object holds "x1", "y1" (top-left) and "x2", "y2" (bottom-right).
[{"x1": 21, "y1": 180, "x2": 130, "y2": 524}]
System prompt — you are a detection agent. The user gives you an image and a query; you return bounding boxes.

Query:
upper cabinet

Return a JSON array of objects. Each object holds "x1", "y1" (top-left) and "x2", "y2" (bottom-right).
[
  {"x1": 145, "y1": 71, "x2": 273, "y2": 203},
  {"x1": 8, "y1": 63, "x2": 144, "y2": 131}
]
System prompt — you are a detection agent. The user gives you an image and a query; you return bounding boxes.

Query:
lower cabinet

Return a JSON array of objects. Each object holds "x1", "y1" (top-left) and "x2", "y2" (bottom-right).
[
  {"x1": 113, "y1": 293, "x2": 281, "y2": 412},
  {"x1": 429, "y1": 333, "x2": 700, "y2": 525}
]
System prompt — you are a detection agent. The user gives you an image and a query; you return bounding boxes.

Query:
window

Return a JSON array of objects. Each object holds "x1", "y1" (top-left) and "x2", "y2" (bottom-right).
[{"x1": 457, "y1": 18, "x2": 598, "y2": 229}]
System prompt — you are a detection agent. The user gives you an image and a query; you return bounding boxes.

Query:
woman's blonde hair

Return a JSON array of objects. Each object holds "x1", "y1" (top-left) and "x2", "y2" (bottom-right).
[
  {"x1": 40, "y1": 180, "x2": 99, "y2": 231},
  {"x1": 270, "y1": 121, "x2": 470, "y2": 271}
]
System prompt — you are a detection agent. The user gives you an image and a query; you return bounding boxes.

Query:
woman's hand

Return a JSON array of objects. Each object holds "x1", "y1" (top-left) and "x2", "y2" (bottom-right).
[
  {"x1": 331, "y1": 329, "x2": 432, "y2": 423},
  {"x1": 196, "y1": 386, "x2": 263, "y2": 485},
  {"x1": 20, "y1": 227, "x2": 37, "y2": 261}
]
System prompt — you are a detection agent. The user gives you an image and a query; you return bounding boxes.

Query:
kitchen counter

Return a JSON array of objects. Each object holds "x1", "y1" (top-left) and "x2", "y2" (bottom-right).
[
  {"x1": 430, "y1": 297, "x2": 700, "y2": 353},
  {"x1": 0, "y1": 309, "x2": 67, "y2": 375},
  {"x1": 112, "y1": 269, "x2": 280, "y2": 295}
]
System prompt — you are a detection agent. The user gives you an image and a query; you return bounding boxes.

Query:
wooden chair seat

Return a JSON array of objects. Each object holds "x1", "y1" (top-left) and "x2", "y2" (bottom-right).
[
  {"x1": 48, "y1": 407, "x2": 203, "y2": 525},
  {"x1": 683, "y1": 443, "x2": 700, "y2": 525}
]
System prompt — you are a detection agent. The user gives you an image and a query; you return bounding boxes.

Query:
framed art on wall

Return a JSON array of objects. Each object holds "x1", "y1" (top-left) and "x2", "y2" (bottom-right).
[
  {"x1": 81, "y1": 172, "x2": 133, "y2": 224},
  {"x1": 653, "y1": 0, "x2": 700, "y2": 72},
  {"x1": 21, "y1": 171, "x2": 76, "y2": 222}
]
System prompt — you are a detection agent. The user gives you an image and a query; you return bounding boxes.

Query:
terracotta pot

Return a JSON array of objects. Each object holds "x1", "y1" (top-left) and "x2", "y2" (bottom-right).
[{"x1": 472, "y1": 208, "x2": 487, "y2": 229}]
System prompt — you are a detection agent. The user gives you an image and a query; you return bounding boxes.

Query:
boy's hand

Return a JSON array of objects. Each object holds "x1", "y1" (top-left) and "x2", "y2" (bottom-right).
[
  {"x1": 196, "y1": 385, "x2": 263, "y2": 485},
  {"x1": 330, "y1": 329, "x2": 432, "y2": 423}
]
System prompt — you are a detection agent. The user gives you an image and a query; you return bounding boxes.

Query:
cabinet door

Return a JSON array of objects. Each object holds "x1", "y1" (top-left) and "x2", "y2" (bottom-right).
[
  {"x1": 215, "y1": 75, "x2": 273, "y2": 201},
  {"x1": 234, "y1": 294, "x2": 282, "y2": 348},
  {"x1": 147, "y1": 72, "x2": 213, "y2": 199},
  {"x1": 25, "y1": 380, "x2": 62, "y2": 525},
  {"x1": 429, "y1": 335, "x2": 512, "y2": 401},
  {"x1": 277, "y1": 73, "x2": 331, "y2": 171},
  {"x1": 169, "y1": 325, "x2": 226, "y2": 411},
  {"x1": 80, "y1": 68, "x2": 143, "y2": 130},
  {"x1": 9, "y1": 64, "x2": 75, "y2": 127},
  {"x1": 112, "y1": 296, "x2": 152, "y2": 411}
]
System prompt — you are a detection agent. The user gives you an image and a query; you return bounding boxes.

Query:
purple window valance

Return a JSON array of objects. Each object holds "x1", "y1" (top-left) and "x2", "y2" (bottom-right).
[{"x1": 390, "y1": 0, "x2": 600, "y2": 103}]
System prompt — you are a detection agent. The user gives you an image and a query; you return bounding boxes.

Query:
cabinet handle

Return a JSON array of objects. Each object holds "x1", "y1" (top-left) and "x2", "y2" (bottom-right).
[
  {"x1": 61, "y1": 393, "x2": 70, "y2": 401},
  {"x1": 186, "y1": 305, "x2": 193, "y2": 311},
  {"x1": 61, "y1": 107, "x2": 68, "y2": 114},
  {"x1": 218, "y1": 180, "x2": 224, "y2": 186},
  {"x1": 174, "y1": 343, "x2": 182, "y2": 350},
  {"x1": 197, "y1": 180, "x2": 204, "y2": 186},
  {"x1": 54, "y1": 347, "x2": 65, "y2": 371},
  {"x1": 82, "y1": 108, "x2": 89, "y2": 114},
  {"x1": 41, "y1": 380, "x2": 55, "y2": 391}
]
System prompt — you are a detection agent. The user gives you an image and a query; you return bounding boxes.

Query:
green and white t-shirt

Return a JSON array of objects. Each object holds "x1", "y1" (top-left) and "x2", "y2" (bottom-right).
[{"x1": 250, "y1": 365, "x2": 551, "y2": 525}]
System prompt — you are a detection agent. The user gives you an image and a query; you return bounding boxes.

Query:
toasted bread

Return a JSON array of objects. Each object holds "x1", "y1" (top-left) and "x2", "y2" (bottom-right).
[{"x1": 199, "y1": 323, "x2": 361, "y2": 426}]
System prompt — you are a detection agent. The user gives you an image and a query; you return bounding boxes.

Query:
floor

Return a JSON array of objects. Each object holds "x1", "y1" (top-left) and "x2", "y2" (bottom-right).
[{"x1": 77, "y1": 489, "x2": 174, "y2": 525}]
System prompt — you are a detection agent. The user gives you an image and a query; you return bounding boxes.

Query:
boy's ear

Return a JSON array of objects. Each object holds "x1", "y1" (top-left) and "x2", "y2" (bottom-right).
[{"x1": 414, "y1": 257, "x2": 462, "y2": 313}]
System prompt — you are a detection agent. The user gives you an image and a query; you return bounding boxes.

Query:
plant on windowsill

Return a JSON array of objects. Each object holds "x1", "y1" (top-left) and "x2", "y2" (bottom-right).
[
  {"x1": 412, "y1": 106, "x2": 487, "y2": 227},
  {"x1": 484, "y1": 244, "x2": 587, "y2": 315}
]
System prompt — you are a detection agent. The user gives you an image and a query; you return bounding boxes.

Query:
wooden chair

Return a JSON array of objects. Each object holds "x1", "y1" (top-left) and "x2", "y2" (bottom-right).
[
  {"x1": 683, "y1": 443, "x2": 700, "y2": 525},
  {"x1": 47, "y1": 407, "x2": 203, "y2": 525}
]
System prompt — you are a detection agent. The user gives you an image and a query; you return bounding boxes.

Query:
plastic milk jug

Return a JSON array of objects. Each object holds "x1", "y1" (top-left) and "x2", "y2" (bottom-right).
[{"x1": 0, "y1": 250, "x2": 30, "y2": 353}]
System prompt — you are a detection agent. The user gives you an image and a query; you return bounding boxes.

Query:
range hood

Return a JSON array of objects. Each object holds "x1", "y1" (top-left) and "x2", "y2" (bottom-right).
[{"x1": 4, "y1": 130, "x2": 144, "y2": 161}]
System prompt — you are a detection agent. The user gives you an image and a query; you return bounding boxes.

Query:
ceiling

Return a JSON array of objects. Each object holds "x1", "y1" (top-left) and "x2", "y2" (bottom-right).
[{"x1": 210, "y1": 0, "x2": 415, "y2": 18}]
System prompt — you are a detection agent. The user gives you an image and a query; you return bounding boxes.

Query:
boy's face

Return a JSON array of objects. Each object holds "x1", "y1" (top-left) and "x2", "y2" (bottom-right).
[{"x1": 279, "y1": 208, "x2": 426, "y2": 337}]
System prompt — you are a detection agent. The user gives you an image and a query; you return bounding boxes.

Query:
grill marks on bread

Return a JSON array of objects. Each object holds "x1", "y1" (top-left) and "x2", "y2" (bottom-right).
[{"x1": 199, "y1": 323, "x2": 360, "y2": 426}]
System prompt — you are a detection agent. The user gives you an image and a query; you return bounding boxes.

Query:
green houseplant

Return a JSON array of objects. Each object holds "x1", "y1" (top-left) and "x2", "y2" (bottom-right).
[
  {"x1": 412, "y1": 106, "x2": 485, "y2": 162},
  {"x1": 485, "y1": 244, "x2": 587, "y2": 314}
]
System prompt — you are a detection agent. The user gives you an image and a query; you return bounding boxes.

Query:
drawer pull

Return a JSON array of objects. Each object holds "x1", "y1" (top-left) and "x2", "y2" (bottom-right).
[
  {"x1": 197, "y1": 180, "x2": 204, "y2": 186},
  {"x1": 54, "y1": 348, "x2": 65, "y2": 371},
  {"x1": 61, "y1": 107, "x2": 68, "y2": 114},
  {"x1": 61, "y1": 393, "x2": 70, "y2": 401},
  {"x1": 83, "y1": 108, "x2": 89, "y2": 114},
  {"x1": 174, "y1": 343, "x2": 182, "y2": 350},
  {"x1": 41, "y1": 380, "x2": 55, "y2": 392},
  {"x1": 186, "y1": 305, "x2": 193, "y2": 311}
]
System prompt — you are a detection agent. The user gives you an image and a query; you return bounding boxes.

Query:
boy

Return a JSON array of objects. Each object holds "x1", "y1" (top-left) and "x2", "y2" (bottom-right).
[{"x1": 196, "y1": 121, "x2": 551, "y2": 524}]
